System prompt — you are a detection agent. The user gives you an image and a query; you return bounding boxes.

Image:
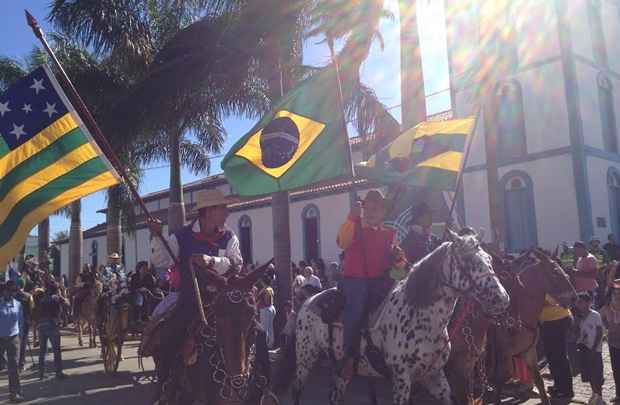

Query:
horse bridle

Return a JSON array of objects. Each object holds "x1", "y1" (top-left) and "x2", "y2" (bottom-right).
[
  {"x1": 441, "y1": 245, "x2": 501, "y2": 300},
  {"x1": 199, "y1": 287, "x2": 263, "y2": 403}
]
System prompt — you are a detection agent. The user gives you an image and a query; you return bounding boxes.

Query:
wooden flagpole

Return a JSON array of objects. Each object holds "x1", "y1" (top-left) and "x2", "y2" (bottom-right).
[{"x1": 25, "y1": 10, "x2": 209, "y2": 327}]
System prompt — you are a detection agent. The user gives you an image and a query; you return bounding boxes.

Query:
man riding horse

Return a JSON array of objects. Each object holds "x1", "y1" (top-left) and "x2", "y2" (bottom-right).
[
  {"x1": 147, "y1": 188, "x2": 243, "y2": 387},
  {"x1": 402, "y1": 202, "x2": 439, "y2": 264},
  {"x1": 336, "y1": 189, "x2": 404, "y2": 381}
]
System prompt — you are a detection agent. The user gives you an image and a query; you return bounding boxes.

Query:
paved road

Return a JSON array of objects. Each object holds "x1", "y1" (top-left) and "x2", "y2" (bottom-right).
[{"x1": 0, "y1": 330, "x2": 616, "y2": 404}]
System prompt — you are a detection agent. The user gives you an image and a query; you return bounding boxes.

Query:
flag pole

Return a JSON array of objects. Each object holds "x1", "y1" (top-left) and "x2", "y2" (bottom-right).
[
  {"x1": 328, "y1": 45, "x2": 358, "y2": 204},
  {"x1": 26, "y1": 11, "x2": 208, "y2": 327},
  {"x1": 444, "y1": 106, "x2": 482, "y2": 233},
  {"x1": 25, "y1": 10, "x2": 177, "y2": 264}
]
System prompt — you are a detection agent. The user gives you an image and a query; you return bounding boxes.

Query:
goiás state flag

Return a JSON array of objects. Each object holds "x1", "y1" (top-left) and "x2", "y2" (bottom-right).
[
  {"x1": 0, "y1": 65, "x2": 119, "y2": 268},
  {"x1": 222, "y1": 67, "x2": 350, "y2": 196},
  {"x1": 356, "y1": 117, "x2": 476, "y2": 190}
]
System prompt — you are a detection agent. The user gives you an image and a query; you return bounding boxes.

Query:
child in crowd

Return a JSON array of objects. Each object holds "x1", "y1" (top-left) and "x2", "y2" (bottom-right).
[
  {"x1": 576, "y1": 292, "x2": 606, "y2": 405},
  {"x1": 601, "y1": 279, "x2": 620, "y2": 404}
]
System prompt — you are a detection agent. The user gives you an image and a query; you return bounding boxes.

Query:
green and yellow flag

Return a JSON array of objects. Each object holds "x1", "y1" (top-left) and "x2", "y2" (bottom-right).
[
  {"x1": 0, "y1": 65, "x2": 119, "y2": 268},
  {"x1": 356, "y1": 117, "x2": 476, "y2": 190},
  {"x1": 222, "y1": 67, "x2": 349, "y2": 196}
]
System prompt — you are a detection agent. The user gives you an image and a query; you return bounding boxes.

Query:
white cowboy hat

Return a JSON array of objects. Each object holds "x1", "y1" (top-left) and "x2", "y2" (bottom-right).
[
  {"x1": 194, "y1": 189, "x2": 235, "y2": 211},
  {"x1": 108, "y1": 252, "x2": 121, "y2": 259}
]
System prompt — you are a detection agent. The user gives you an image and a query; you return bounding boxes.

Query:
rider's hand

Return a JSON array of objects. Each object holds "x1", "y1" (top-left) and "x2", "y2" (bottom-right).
[
  {"x1": 191, "y1": 254, "x2": 215, "y2": 269},
  {"x1": 350, "y1": 201, "x2": 362, "y2": 219},
  {"x1": 148, "y1": 218, "x2": 163, "y2": 237}
]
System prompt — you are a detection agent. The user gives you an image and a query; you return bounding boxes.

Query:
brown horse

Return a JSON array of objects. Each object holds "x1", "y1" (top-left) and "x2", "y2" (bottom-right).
[
  {"x1": 155, "y1": 261, "x2": 276, "y2": 405},
  {"x1": 447, "y1": 248, "x2": 576, "y2": 405},
  {"x1": 76, "y1": 280, "x2": 102, "y2": 348}
]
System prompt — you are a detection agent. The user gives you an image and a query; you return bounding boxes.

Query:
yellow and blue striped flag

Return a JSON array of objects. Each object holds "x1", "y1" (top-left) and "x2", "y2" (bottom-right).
[
  {"x1": 0, "y1": 65, "x2": 119, "y2": 268},
  {"x1": 356, "y1": 117, "x2": 476, "y2": 190}
]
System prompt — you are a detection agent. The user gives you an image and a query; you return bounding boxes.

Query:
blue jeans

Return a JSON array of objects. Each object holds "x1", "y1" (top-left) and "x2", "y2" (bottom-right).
[{"x1": 340, "y1": 277, "x2": 386, "y2": 357}]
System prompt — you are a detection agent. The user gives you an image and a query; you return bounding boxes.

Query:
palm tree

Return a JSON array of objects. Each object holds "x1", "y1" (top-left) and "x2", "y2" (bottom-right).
[{"x1": 47, "y1": 1, "x2": 399, "y2": 308}]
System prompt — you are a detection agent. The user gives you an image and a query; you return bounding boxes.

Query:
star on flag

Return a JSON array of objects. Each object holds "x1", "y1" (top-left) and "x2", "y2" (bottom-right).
[
  {"x1": 43, "y1": 102, "x2": 57, "y2": 118},
  {"x1": 22, "y1": 104, "x2": 32, "y2": 114},
  {"x1": 0, "y1": 101, "x2": 11, "y2": 117},
  {"x1": 9, "y1": 124, "x2": 26, "y2": 140},
  {"x1": 30, "y1": 78, "x2": 45, "y2": 94}
]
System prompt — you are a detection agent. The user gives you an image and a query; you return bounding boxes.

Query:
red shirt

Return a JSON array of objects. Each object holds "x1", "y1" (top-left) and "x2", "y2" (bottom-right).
[{"x1": 338, "y1": 216, "x2": 395, "y2": 278}]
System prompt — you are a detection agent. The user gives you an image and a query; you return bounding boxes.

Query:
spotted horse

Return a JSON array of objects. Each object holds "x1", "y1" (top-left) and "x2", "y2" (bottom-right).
[{"x1": 275, "y1": 230, "x2": 510, "y2": 405}]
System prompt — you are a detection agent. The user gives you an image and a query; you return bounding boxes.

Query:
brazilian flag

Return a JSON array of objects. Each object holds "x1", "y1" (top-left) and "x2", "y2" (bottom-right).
[
  {"x1": 222, "y1": 67, "x2": 349, "y2": 196},
  {"x1": 356, "y1": 117, "x2": 476, "y2": 190}
]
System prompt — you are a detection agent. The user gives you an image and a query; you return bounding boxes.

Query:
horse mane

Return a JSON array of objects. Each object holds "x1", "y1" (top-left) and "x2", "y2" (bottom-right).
[{"x1": 405, "y1": 243, "x2": 450, "y2": 308}]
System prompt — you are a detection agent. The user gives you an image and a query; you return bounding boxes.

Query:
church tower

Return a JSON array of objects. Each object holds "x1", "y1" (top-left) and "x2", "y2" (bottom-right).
[{"x1": 444, "y1": 0, "x2": 620, "y2": 250}]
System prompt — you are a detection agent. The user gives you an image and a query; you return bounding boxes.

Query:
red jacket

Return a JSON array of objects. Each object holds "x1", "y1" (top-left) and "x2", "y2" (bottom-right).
[{"x1": 337, "y1": 215, "x2": 395, "y2": 278}]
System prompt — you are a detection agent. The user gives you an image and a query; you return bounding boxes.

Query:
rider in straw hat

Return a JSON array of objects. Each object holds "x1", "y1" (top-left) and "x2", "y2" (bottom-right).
[
  {"x1": 147, "y1": 188, "x2": 243, "y2": 388},
  {"x1": 148, "y1": 188, "x2": 242, "y2": 275}
]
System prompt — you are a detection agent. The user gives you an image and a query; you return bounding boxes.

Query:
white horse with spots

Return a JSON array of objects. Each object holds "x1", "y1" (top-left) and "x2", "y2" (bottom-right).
[{"x1": 278, "y1": 230, "x2": 510, "y2": 405}]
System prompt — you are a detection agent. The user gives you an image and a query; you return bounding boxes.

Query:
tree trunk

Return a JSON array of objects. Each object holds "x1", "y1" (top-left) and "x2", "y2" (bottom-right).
[
  {"x1": 106, "y1": 185, "x2": 122, "y2": 257},
  {"x1": 399, "y1": 0, "x2": 426, "y2": 130},
  {"x1": 38, "y1": 217, "x2": 50, "y2": 265},
  {"x1": 272, "y1": 189, "x2": 292, "y2": 336},
  {"x1": 168, "y1": 129, "x2": 186, "y2": 234},
  {"x1": 69, "y1": 199, "x2": 82, "y2": 283}
]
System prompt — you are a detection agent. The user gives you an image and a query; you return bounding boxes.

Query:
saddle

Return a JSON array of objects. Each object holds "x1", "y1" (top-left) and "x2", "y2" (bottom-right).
[{"x1": 307, "y1": 287, "x2": 392, "y2": 378}]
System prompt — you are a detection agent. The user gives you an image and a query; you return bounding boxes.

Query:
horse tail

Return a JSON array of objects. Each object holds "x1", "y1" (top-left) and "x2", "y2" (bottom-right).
[{"x1": 272, "y1": 333, "x2": 297, "y2": 394}]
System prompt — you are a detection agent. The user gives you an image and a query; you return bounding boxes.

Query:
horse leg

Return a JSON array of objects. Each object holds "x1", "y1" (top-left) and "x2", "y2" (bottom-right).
[
  {"x1": 391, "y1": 370, "x2": 413, "y2": 405},
  {"x1": 422, "y1": 370, "x2": 452, "y2": 405},
  {"x1": 77, "y1": 320, "x2": 83, "y2": 347},
  {"x1": 368, "y1": 379, "x2": 378, "y2": 405},
  {"x1": 328, "y1": 376, "x2": 349, "y2": 405},
  {"x1": 494, "y1": 382, "x2": 502, "y2": 405},
  {"x1": 526, "y1": 350, "x2": 550, "y2": 405}
]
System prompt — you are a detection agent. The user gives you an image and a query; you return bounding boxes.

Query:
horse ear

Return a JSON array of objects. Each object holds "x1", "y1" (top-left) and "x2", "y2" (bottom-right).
[
  {"x1": 531, "y1": 248, "x2": 550, "y2": 264},
  {"x1": 236, "y1": 259, "x2": 274, "y2": 290},
  {"x1": 446, "y1": 228, "x2": 459, "y2": 242}
]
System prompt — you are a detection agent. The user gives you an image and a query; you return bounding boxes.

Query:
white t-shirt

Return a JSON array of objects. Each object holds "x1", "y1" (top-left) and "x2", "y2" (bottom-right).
[
  {"x1": 578, "y1": 309, "x2": 604, "y2": 352},
  {"x1": 303, "y1": 274, "x2": 322, "y2": 290},
  {"x1": 260, "y1": 305, "x2": 276, "y2": 349}
]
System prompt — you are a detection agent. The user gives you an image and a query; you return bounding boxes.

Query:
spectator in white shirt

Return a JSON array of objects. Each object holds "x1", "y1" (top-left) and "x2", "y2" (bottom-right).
[{"x1": 302, "y1": 266, "x2": 322, "y2": 290}]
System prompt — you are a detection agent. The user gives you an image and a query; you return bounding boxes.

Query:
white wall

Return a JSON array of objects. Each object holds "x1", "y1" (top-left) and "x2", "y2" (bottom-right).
[
  {"x1": 463, "y1": 155, "x2": 580, "y2": 249},
  {"x1": 515, "y1": 60, "x2": 571, "y2": 152},
  {"x1": 602, "y1": 0, "x2": 620, "y2": 74},
  {"x1": 513, "y1": 0, "x2": 561, "y2": 66},
  {"x1": 567, "y1": 0, "x2": 595, "y2": 61},
  {"x1": 227, "y1": 205, "x2": 274, "y2": 266}
]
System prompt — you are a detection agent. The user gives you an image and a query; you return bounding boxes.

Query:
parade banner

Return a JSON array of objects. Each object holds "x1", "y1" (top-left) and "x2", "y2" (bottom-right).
[
  {"x1": 222, "y1": 66, "x2": 349, "y2": 196},
  {"x1": 0, "y1": 65, "x2": 120, "y2": 268},
  {"x1": 356, "y1": 117, "x2": 476, "y2": 190}
]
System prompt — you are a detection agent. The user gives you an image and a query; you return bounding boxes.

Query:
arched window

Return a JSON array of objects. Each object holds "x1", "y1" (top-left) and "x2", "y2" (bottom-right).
[
  {"x1": 501, "y1": 171, "x2": 538, "y2": 252},
  {"x1": 598, "y1": 73, "x2": 618, "y2": 153},
  {"x1": 588, "y1": 0, "x2": 607, "y2": 66},
  {"x1": 90, "y1": 240, "x2": 98, "y2": 269},
  {"x1": 302, "y1": 204, "x2": 321, "y2": 262},
  {"x1": 608, "y1": 168, "x2": 620, "y2": 238},
  {"x1": 238, "y1": 215, "x2": 253, "y2": 264},
  {"x1": 496, "y1": 80, "x2": 526, "y2": 162}
]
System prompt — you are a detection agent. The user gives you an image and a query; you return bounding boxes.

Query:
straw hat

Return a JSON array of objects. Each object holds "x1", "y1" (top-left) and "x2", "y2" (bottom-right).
[
  {"x1": 194, "y1": 189, "x2": 235, "y2": 212},
  {"x1": 108, "y1": 252, "x2": 121, "y2": 259}
]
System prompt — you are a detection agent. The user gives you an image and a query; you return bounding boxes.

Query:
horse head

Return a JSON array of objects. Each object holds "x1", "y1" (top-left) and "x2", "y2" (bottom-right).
[
  {"x1": 525, "y1": 248, "x2": 577, "y2": 308},
  {"x1": 443, "y1": 229, "x2": 510, "y2": 316},
  {"x1": 211, "y1": 260, "x2": 274, "y2": 393}
]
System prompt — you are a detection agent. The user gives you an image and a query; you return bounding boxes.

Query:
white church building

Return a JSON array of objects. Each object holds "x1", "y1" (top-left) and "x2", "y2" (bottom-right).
[
  {"x1": 447, "y1": 0, "x2": 620, "y2": 252},
  {"x1": 57, "y1": 0, "x2": 620, "y2": 275}
]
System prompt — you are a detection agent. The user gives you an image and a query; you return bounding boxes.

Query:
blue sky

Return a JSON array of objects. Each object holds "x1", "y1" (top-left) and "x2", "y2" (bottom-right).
[{"x1": 0, "y1": 0, "x2": 450, "y2": 238}]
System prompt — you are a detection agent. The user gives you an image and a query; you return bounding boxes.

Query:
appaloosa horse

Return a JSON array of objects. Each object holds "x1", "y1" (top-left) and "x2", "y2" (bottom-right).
[
  {"x1": 76, "y1": 280, "x2": 102, "y2": 348},
  {"x1": 154, "y1": 261, "x2": 277, "y2": 405},
  {"x1": 279, "y1": 230, "x2": 510, "y2": 405},
  {"x1": 446, "y1": 248, "x2": 577, "y2": 405}
]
